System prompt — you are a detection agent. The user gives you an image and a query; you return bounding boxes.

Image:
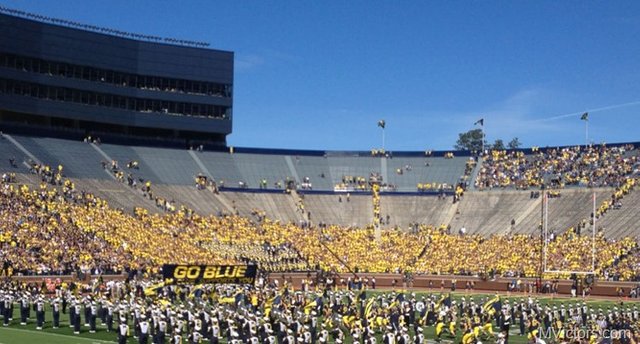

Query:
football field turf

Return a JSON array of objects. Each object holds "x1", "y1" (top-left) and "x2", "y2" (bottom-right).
[{"x1": 0, "y1": 292, "x2": 638, "y2": 344}]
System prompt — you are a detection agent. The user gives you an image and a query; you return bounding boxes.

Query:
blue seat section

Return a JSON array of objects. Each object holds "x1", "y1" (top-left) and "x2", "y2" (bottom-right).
[
  {"x1": 0, "y1": 135, "x2": 472, "y2": 191},
  {"x1": 100, "y1": 144, "x2": 201, "y2": 185},
  {"x1": 293, "y1": 155, "x2": 332, "y2": 190},
  {"x1": 232, "y1": 153, "x2": 293, "y2": 188},
  {"x1": 11, "y1": 136, "x2": 106, "y2": 178},
  {"x1": 326, "y1": 155, "x2": 381, "y2": 187},
  {"x1": 386, "y1": 156, "x2": 469, "y2": 191},
  {"x1": 197, "y1": 151, "x2": 244, "y2": 187},
  {"x1": 99, "y1": 144, "x2": 163, "y2": 183},
  {"x1": 130, "y1": 146, "x2": 201, "y2": 185},
  {"x1": 0, "y1": 137, "x2": 30, "y2": 173}
]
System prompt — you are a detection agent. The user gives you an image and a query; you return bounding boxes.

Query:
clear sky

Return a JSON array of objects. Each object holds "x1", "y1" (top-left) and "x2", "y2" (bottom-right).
[{"x1": 4, "y1": 1, "x2": 640, "y2": 151}]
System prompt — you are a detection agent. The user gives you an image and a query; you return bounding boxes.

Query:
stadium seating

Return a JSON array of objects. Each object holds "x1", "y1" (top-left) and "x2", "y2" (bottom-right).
[
  {"x1": 514, "y1": 188, "x2": 612, "y2": 235},
  {"x1": 476, "y1": 145, "x2": 638, "y2": 189},
  {"x1": 385, "y1": 156, "x2": 470, "y2": 191},
  {"x1": 0, "y1": 178, "x2": 638, "y2": 279},
  {"x1": 301, "y1": 193, "x2": 373, "y2": 227},
  {"x1": 1, "y1": 134, "x2": 640, "y2": 280},
  {"x1": 12, "y1": 136, "x2": 106, "y2": 179},
  {"x1": 152, "y1": 184, "x2": 232, "y2": 215},
  {"x1": 594, "y1": 181, "x2": 640, "y2": 238},
  {"x1": 0, "y1": 136, "x2": 30, "y2": 172},
  {"x1": 99, "y1": 144, "x2": 198, "y2": 185},
  {"x1": 379, "y1": 195, "x2": 454, "y2": 229},
  {"x1": 449, "y1": 190, "x2": 540, "y2": 236}
]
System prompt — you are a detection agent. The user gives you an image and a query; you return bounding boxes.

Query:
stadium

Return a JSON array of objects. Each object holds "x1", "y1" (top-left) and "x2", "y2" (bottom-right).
[{"x1": 1, "y1": 5, "x2": 640, "y2": 344}]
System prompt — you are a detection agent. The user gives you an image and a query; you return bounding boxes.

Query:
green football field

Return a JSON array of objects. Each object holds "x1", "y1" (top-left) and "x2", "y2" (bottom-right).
[{"x1": 0, "y1": 292, "x2": 638, "y2": 344}]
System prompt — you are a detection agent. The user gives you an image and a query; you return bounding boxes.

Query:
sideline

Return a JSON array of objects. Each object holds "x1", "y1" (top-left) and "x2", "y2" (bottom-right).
[{"x1": 0, "y1": 326, "x2": 115, "y2": 343}]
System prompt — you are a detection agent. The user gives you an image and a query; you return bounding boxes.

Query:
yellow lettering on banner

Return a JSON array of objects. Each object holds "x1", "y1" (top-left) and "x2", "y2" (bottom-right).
[
  {"x1": 215, "y1": 266, "x2": 231, "y2": 278},
  {"x1": 203, "y1": 266, "x2": 217, "y2": 279},
  {"x1": 236, "y1": 266, "x2": 247, "y2": 277},
  {"x1": 187, "y1": 266, "x2": 201, "y2": 279},
  {"x1": 171, "y1": 265, "x2": 252, "y2": 281},
  {"x1": 173, "y1": 266, "x2": 188, "y2": 279}
]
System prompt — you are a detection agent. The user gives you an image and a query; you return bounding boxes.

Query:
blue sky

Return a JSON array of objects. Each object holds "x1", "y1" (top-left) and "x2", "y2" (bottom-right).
[{"x1": 4, "y1": 1, "x2": 640, "y2": 151}]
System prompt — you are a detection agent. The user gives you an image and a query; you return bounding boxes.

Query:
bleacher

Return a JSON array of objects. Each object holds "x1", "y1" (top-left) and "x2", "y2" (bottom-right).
[
  {"x1": 1, "y1": 135, "x2": 473, "y2": 193},
  {"x1": 12, "y1": 135, "x2": 106, "y2": 178},
  {"x1": 152, "y1": 184, "x2": 232, "y2": 215},
  {"x1": 222, "y1": 191, "x2": 302, "y2": 223},
  {"x1": 515, "y1": 188, "x2": 613, "y2": 235},
  {"x1": 448, "y1": 190, "x2": 538, "y2": 235},
  {"x1": 385, "y1": 156, "x2": 470, "y2": 191},
  {"x1": 0, "y1": 136, "x2": 29, "y2": 172},
  {"x1": 301, "y1": 193, "x2": 373, "y2": 227},
  {"x1": 379, "y1": 195, "x2": 454, "y2": 228},
  {"x1": 99, "y1": 144, "x2": 195, "y2": 185},
  {"x1": 293, "y1": 155, "x2": 333, "y2": 190},
  {"x1": 0, "y1": 134, "x2": 639, "y2": 239},
  {"x1": 595, "y1": 189, "x2": 640, "y2": 238},
  {"x1": 230, "y1": 153, "x2": 295, "y2": 188},
  {"x1": 72, "y1": 178, "x2": 162, "y2": 213}
]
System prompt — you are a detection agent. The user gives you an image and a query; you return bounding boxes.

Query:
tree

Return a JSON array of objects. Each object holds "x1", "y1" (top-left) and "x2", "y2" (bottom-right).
[
  {"x1": 454, "y1": 129, "x2": 485, "y2": 151},
  {"x1": 508, "y1": 137, "x2": 522, "y2": 149},
  {"x1": 491, "y1": 139, "x2": 505, "y2": 150}
]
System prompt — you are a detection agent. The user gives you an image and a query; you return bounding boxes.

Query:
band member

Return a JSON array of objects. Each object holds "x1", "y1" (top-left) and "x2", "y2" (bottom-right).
[
  {"x1": 52, "y1": 298, "x2": 61, "y2": 329},
  {"x1": 35, "y1": 297, "x2": 45, "y2": 330},
  {"x1": 119, "y1": 318, "x2": 130, "y2": 344}
]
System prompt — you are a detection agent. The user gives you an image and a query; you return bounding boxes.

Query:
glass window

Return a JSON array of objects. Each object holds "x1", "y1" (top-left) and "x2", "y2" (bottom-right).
[
  {"x1": 6, "y1": 55, "x2": 16, "y2": 68},
  {"x1": 72, "y1": 89, "x2": 81, "y2": 102},
  {"x1": 73, "y1": 65, "x2": 82, "y2": 78},
  {"x1": 82, "y1": 67, "x2": 91, "y2": 80}
]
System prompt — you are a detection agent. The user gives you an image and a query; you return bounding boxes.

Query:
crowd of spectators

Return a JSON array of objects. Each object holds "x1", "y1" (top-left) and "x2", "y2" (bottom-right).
[
  {"x1": 411, "y1": 227, "x2": 636, "y2": 279},
  {"x1": 335, "y1": 175, "x2": 369, "y2": 192},
  {"x1": 476, "y1": 144, "x2": 640, "y2": 190},
  {"x1": 2, "y1": 169, "x2": 640, "y2": 281},
  {"x1": 372, "y1": 184, "x2": 381, "y2": 227},
  {"x1": 0, "y1": 180, "x2": 311, "y2": 277},
  {"x1": 606, "y1": 250, "x2": 640, "y2": 281}
]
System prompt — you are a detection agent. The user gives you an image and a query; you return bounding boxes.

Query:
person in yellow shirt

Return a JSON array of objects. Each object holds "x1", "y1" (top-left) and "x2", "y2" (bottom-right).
[
  {"x1": 461, "y1": 328, "x2": 476, "y2": 344},
  {"x1": 481, "y1": 314, "x2": 494, "y2": 338},
  {"x1": 435, "y1": 318, "x2": 447, "y2": 341},
  {"x1": 449, "y1": 318, "x2": 458, "y2": 337},
  {"x1": 527, "y1": 318, "x2": 540, "y2": 341}
]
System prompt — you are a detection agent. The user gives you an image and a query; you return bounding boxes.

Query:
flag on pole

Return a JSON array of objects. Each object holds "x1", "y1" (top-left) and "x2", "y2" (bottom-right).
[
  {"x1": 474, "y1": 118, "x2": 484, "y2": 126},
  {"x1": 580, "y1": 112, "x2": 589, "y2": 121},
  {"x1": 377, "y1": 120, "x2": 386, "y2": 129}
]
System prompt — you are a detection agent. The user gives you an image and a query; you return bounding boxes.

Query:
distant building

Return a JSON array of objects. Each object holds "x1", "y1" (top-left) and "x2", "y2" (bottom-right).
[{"x1": 0, "y1": 12, "x2": 233, "y2": 146}]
